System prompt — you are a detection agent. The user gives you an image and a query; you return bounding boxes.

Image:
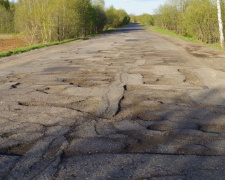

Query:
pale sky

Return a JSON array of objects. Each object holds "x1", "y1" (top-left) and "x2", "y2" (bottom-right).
[{"x1": 105, "y1": 0, "x2": 167, "y2": 15}]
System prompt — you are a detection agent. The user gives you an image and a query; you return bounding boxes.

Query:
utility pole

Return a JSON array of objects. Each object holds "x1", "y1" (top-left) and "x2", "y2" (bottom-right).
[{"x1": 217, "y1": 0, "x2": 224, "y2": 49}]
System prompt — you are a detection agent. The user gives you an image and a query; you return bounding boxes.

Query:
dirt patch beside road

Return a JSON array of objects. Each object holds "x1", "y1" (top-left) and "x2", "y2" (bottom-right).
[{"x1": 0, "y1": 35, "x2": 29, "y2": 52}]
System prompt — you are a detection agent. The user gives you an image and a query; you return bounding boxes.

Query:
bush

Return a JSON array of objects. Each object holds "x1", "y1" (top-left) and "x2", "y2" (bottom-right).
[{"x1": 136, "y1": 14, "x2": 154, "y2": 26}]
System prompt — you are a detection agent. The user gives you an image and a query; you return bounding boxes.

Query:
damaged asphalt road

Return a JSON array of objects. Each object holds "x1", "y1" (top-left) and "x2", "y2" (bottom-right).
[{"x1": 1, "y1": 23, "x2": 225, "y2": 179}]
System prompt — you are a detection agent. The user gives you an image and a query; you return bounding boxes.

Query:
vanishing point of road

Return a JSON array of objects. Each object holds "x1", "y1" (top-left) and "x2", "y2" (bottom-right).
[{"x1": 1, "y1": 23, "x2": 225, "y2": 179}]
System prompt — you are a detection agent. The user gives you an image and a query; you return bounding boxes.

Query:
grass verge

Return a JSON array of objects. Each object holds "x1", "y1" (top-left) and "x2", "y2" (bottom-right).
[
  {"x1": 0, "y1": 28, "x2": 117, "y2": 58},
  {"x1": 0, "y1": 38, "x2": 83, "y2": 58},
  {"x1": 142, "y1": 25, "x2": 224, "y2": 51}
]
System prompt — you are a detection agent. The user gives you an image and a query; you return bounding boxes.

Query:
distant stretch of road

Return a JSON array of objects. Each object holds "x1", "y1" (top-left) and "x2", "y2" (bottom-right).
[{"x1": 1, "y1": 23, "x2": 225, "y2": 179}]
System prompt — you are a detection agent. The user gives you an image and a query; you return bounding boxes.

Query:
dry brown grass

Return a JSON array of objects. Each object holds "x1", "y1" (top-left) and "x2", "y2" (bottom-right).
[{"x1": 0, "y1": 35, "x2": 29, "y2": 52}]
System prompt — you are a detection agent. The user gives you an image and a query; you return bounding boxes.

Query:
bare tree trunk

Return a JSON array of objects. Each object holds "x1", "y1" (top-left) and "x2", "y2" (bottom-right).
[{"x1": 217, "y1": 0, "x2": 224, "y2": 49}]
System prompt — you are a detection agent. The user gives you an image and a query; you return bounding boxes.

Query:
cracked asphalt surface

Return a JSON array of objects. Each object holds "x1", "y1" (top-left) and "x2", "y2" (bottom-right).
[{"x1": 1, "y1": 23, "x2": 225, "y2": 179}]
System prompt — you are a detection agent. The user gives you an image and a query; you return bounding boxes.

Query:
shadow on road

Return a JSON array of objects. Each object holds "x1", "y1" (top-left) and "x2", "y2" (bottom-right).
[{"x1": 110, "y1": 23, "x2": 145, "y2": 34}]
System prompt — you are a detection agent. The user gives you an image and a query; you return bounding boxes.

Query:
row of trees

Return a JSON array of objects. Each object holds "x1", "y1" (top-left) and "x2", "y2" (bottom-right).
[
  {"x1": 130, "y1": 14, "x2": 154, "y2": 26},
  {"x1": 0, "y1": 0, "x2": 130, "y2": 44},
  {"x1": 154, "y1": 0, "x2": 225, "y2": 45},
  {"x1": 16, "y1": 0, "x2": 130, "y2": 44}
]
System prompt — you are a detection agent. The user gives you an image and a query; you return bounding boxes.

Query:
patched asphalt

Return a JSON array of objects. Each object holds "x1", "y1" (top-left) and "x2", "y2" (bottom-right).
[{"x1": 0, "y1": 23, "x2": 225, "y2": 179}]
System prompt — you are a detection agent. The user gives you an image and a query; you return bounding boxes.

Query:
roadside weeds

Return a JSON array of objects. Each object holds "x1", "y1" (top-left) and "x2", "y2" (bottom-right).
[{"x1": 142, "y1": 25, "x2": 224, "y2": 51}]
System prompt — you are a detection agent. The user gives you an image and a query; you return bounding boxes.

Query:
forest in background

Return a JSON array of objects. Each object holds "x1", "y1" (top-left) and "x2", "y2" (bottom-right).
[
  {"x1": 0, "y1": 0, "x2": 130, "y2": 44},
  {"x1": 2, "y1": 0, "x2": 225, "y2": 47},
  {"x1": 132, "y1": 0, "x2": 225, "y2": 46}
]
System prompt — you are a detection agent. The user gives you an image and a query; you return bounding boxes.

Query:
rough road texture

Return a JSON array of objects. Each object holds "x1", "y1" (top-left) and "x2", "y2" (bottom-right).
[{"x1": 1, "y1": 23, "x2": 225, "y2": 179}]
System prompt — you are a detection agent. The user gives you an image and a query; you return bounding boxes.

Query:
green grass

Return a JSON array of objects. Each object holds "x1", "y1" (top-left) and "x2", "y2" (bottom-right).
[
  {"x1": 141, "y1": 25, "x2": 224, "y2": 51},
  {"x1": 0, "y1": 28, "x2": 117, "y2": 58}
]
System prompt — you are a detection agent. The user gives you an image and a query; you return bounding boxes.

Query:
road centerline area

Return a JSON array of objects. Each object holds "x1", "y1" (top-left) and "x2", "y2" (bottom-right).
[{"x1": 1, "y1": 23, "x2": 225, "y2": 179}]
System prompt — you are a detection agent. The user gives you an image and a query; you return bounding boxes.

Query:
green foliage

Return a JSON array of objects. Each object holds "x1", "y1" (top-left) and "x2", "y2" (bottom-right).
[
  {"x1": 14, "y1": 0, "x2": 129, "y2": 44},
  {"x1": 155, "y1": 3, "x2": 181, "y2": 32},
  {"x1": 183, "y1": 0, "x2": 218, "y2": 43},
  {"x1": 0, "y1": 0, "x2": 14, "y2": 33},
  {"x1": 129, "y1": 14, "x2": 137, "y2": 23},
  {"x1": 92, "y1": 3, "x2": 107, "y2": 33},
  {"x1": 143, "y1": 25, "x2": 224, "y2": 51},
  {"x1": 106, "y1": 6, "x2": 130, "y2": 28},
  {"x1": 0, "y1": 0, "x2": 9, "y2": 9},
  {"x1": 15, "y1": 0, "x2": 53, "y2": 44},
  {"x1": 154, "y1": 0, "x2": 225, "y2": 44},
  {"x1": 136, "y1": 14, "x2": 154, "y2": 26}
]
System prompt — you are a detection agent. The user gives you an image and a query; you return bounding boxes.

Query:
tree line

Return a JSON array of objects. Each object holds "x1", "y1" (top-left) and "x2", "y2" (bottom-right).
[
  {"x1": 130, "y1": 14, "x2": 154, "y2": 26},
  {"x1": 0, "y1": 0, "x2": 130, "y2": 44},
  {"x1": 154, "y1": 0, "x2": 225, "y2": 45},
  {"x1": 132, "y1": 0, "x2": 225, "y2": 47}
]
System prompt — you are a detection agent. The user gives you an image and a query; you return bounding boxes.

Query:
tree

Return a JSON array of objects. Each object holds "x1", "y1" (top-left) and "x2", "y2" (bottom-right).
[
  {"x1": 154, "y1": 0, "x2": 223, "y2": 44},
  {"x1": 15, "y1": 0, "x2": 128, "y2": 44},
  {"x1": 129, "y1": 14, "x2": 137, "y2": 23},
  {"x1": 136, "y1": 14, "x2": 154, "y2": 26},
  {"x1": 183, "y1": 0, "x2": 218, "y2": 43},
  {"x1": 15, "y1": 0, "x2": 52, "y2": 44},
  {"x1": 169, "y1": 0, "x2": 191, "y2": 12},
  {"x1": 70, "y1": 0, "x2": 93, "y2": 36},
  {"x1": 217, "y1": 0, "x2": 224, "y2": 48},
  {"x1": 0, "y1": 0, "x2": 10, "y2": 9},
  {"x1": 154, "y1": 4, "x2": 180, "y2": 31},
  {"x1": 0, "y1": 0, "x2": 14, "y2": 33},
  {"x1": 92, "y1": 1, "x2": 107, "y2": 33},
  {"x1": 106, "y1": 6, "x2": 130, "y2": 28}
]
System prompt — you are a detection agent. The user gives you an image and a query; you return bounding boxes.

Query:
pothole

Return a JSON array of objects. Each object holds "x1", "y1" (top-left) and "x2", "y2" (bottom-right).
[
  {"x1": 0, "y1": 143, "x2": 33, "y2": 156},
  {"x1": 10, "y1": 83, "x2": 21, "y2": 89}
]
